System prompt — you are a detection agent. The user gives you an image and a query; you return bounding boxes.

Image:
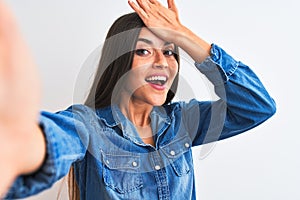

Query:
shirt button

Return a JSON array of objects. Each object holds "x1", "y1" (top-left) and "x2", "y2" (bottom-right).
[
  {"x1": 170, "y1": 150, "x2": 176, "y2": 156},
  {"x1": 132, "y1": 161, "x2": 138, "y2": 167},
  {"x1": 106, "y1": 160, "x2": 110, "y2": 164},
  {"x1": 185, "y1": 143, "x2": 190, "y2": 148},
  {"x1": 155, "y1": 165, "x2": 161, "y2": 170}
]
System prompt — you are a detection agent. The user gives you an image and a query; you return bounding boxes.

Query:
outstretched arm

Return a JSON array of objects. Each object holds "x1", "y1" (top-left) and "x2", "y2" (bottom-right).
[{"x1": 0, "y1": 1, "x2": 45, "y2": 196}]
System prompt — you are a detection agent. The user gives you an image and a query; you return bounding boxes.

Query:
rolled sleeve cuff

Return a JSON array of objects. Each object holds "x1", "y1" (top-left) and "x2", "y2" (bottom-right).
[{"x1": 195, "y1": 44, "x2": 239, "y2": 86}]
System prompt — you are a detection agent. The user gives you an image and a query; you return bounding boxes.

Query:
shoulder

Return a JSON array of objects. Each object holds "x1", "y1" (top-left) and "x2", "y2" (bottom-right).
[{"x1": 40, "y1": 104, "x2": 100, "y2": 127}]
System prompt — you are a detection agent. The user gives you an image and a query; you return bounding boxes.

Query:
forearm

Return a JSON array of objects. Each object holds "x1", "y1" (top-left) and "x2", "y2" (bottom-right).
[
  {"x1": 174, "y1": 25, "x2": 212, "y2": 63},
  {"x1": 5, "y1": 106, "x2": 93, "y2": 199},
  {"x1": 191, "y1": 45, "x2": 276, "y2": 144}
]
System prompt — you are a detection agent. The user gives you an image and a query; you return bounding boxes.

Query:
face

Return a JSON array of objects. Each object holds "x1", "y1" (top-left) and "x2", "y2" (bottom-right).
[{"x1": 123, "y1": 27, "x2": 179, "y2": 106}]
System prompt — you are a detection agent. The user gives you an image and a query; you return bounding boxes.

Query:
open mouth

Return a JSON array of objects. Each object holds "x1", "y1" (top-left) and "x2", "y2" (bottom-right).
[{"x1": 145, "y1": 75, "x2": 168, "y2": 86}]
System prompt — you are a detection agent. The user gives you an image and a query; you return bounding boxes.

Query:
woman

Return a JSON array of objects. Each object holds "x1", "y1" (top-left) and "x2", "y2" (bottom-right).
[{"x1": 0, "y1": 0, "x2": 276, "y2": 199}]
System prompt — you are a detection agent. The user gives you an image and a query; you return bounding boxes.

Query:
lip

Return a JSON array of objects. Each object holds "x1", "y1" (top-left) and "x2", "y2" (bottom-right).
[{"x1": 148, "y1": 82, "x2": 166, "y2": 90}]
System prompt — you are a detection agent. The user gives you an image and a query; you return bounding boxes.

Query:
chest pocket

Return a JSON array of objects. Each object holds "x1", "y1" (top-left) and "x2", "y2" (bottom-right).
[
  {"x1": 101, "y1": 152, "x2": 143, "y2": 194},
  {"x1": 160, "y1": 135, "x2": 193, "y2": 176}
]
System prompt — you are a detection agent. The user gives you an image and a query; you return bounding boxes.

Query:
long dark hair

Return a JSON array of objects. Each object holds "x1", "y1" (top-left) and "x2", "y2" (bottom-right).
[
  {"x1": 68, "y1": 13, "x2": 180, "y2": 200},
  {"x1": 85, "y1": 12, "x2": 180, "y2": 109}
]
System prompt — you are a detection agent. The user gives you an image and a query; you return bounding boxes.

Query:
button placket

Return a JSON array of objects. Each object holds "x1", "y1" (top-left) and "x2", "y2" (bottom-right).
[{"x1": 150, "y1": 151, "x2": 164, "y2": 171}]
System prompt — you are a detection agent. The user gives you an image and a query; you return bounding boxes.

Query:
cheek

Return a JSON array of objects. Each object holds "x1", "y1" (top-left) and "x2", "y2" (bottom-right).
[
  {"x1": 131, "y1": 55, "x2": 150, "y2": 70},
  {"x1": 131, "y1": 58, "x2": 138, "y2": 70},
  {"x1": 124, "y1": 69, "x2": 146, "y2": 92},
  {"x1": 169, "y1": 61, "x2": 179, "y2": 78}
]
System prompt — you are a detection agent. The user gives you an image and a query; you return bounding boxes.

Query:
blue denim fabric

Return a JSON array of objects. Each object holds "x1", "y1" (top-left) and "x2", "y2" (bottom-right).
[{"x1": 5, "y1": 44, "x2": 276, "y2": 200}]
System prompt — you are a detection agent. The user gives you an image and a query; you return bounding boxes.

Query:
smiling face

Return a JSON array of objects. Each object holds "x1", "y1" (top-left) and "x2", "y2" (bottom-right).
[{"x1": 122, "y1": 27, "x2": 179, "y2": 107}]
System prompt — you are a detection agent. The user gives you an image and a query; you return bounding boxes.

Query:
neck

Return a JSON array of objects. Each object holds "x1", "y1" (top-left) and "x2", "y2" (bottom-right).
[
  {"x1": 119, "y1": 97, "x2": 153, "y2": 127},
  {"x1": 119, "y1": 94, "x2": 155, "y2": 147}
]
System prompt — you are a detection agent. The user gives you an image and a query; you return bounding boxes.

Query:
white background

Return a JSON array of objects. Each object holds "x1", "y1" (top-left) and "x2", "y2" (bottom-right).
[{"x1": 5, "y1": 0, "x2": 299, "y2": 199}]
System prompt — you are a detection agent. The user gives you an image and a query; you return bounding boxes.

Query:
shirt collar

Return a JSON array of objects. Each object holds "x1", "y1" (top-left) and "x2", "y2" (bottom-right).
[
  {"x1": 96, "y1": 104, "x2": 176, "y2": 145},
  {"x1": 95, "y1": 105, "x2": 124, "y2": 127},
  {"x1": 96, "y1": 104, "x2": 174, "y2": 127}
]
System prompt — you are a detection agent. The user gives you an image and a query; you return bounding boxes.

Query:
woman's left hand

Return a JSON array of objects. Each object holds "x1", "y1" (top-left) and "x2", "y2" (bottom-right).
[
  {"x1": 128, "y1": 0, "x2": 183, "y2": 43},
  {"x1": 0, "y1": 1, "x2": 45, "y2": 197}
]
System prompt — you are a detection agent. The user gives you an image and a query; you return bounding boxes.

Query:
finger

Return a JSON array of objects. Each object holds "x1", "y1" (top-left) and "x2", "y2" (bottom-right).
[
  {"x1": 0, "y1": 1, "x2": 38, "y2": 99},
  {"x1": 0, "y1": 1, "x2": 17, "y2": 75},
  {"x1": 128, "y1": 0, "x2": 149, "y2": 19},
  {"x1": 148, "y1": 0, "x2": 158, "y2": 5},
  {"x1": 167, "y1": 0, "x2": 178, "y2": 12},
  {"x1": 0, "y1": 1, "x2": 19, "y2": 38},
  {"x1": 136, "y1": 0, "x2": 151, "y2": 12},
  {"x1": 148, "y1": 0, "x2": 165, "y2": 9}
]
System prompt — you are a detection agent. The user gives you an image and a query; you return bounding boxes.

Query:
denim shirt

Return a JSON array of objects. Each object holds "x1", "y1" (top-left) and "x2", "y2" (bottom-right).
[{"x1": 5, "y1": 44, "x2": 276, "y2": 200}]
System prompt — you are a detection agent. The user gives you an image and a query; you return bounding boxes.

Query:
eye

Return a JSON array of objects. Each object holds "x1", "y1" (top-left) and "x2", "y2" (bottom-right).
[
  {"x1": 135, "y1": 49, "x2": 151, "y2": 56},
  {"x1": 163, "y1": 50, "x2": 175, "y2": 57}
]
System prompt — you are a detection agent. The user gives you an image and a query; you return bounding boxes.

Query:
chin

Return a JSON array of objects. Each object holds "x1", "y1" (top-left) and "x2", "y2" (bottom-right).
[
  {"x1": 148, "y1": 96, "x2": 167, "y2": 106},
  {"x1": 151, "y1": 102, "x2": 165, "y2": 106}
]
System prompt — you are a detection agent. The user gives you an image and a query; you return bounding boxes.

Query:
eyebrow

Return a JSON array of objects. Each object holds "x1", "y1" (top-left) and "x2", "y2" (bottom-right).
[{"x1": 137, "y1": 38, "x2": 174, "y2": 47}]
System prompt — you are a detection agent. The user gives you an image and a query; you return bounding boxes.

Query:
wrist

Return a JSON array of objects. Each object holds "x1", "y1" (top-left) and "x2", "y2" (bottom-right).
[
  {"x1": 173, "y1": 26, "x2": 211, "y2": 63},
  {"x1": 18, "y1": 124, "x2": 46, "y2": 175}
]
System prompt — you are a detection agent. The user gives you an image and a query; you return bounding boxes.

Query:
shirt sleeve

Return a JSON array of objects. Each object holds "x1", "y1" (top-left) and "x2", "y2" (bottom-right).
[
  {"x1": 181, "y1": 44, "x2": 276, "y2": 146},
  {"x1": 4, "y1": 105, "x2": 96, "y2": 199}
]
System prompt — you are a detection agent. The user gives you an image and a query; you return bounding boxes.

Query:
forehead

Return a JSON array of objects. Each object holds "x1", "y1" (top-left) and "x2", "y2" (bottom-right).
[{"x1": 136, "y1": 27, "x2": 173, "y2": 47}]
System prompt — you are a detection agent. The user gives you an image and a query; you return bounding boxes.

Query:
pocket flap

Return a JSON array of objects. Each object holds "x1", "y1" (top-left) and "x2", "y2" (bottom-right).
[
  {"x1": 160, "y1": 135, "x2": 192, "y2": 159},
  {"x1": 102, "y1": 152, "x2": 140, "y2": 171}
]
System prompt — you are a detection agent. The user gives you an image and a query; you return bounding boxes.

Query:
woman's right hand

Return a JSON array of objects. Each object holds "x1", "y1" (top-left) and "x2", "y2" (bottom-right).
[
  {"x1": 0, "y1": 1, "x2": 45, "y2": 197},
  {"x1": 128, "y1": 0, "x2": 211, "y2": 63}
]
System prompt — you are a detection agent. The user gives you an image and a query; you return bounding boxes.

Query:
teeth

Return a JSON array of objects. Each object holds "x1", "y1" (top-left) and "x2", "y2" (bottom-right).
[{"x1": 146, "y1": 76, "x2": 167, "y2": 82}]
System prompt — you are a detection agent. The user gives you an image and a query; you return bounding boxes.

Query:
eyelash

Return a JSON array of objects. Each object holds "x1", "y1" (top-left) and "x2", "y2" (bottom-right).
[
  {"x1": 135, "y1": 49, "x2": 150, "y2": 56},
  {"x1": 134, "y1": 49, "x2": 175, "y2": 57},
  {"x1": 163, "y1": 50, "x2": 175, "y2": 56}
]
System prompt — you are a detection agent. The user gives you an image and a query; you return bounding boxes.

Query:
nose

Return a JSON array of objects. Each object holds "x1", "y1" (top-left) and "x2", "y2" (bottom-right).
[{"x1": 153, "y1": 49, "x2": 168, "y2": 69}]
